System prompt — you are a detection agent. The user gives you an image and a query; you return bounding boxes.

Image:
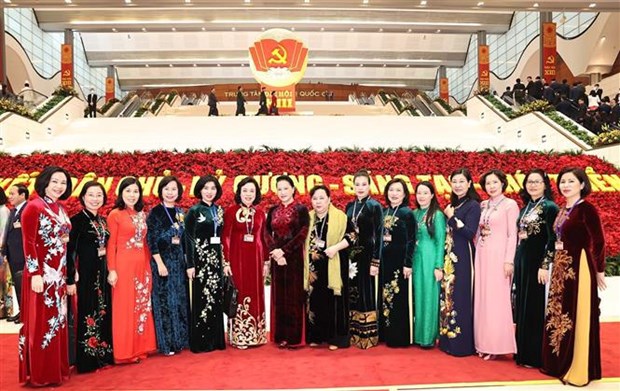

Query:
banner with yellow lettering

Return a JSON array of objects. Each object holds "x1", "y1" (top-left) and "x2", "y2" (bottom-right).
[
  {"x1": 60, "y1": 44, "x2": 73, "y2": 88},
  {"x1": 1, "y1": 150, "x2": 618, "y2": 255},
  {"x1": 542, "y1": 22, "x2": 557, "y2": 84},
  {"x1": 478, "y1": 45, "x2": 490, "y2": 92}
]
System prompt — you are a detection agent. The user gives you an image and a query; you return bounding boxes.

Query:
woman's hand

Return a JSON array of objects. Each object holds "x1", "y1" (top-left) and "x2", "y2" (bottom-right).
[
  {"x1": 223, "y1": 266, "x2": 232, "y2": 276},
  {"x1": 504, "y1": 263, "x2": 514, "y2": 278},
  {"x1": 403, "y1": 267, "x2": 412, "y2": 279},
  {"x1": 596, "y1": 272, "x2": 607, "y2": 290},
  {"x1": 66, "y1": 284, "x2": 77, "y2": 296},
  {"x1": 275, "y1": 256, "x2": 287, "y2": 266},
  {"x1": 31, "y1": 275, "x2": 43, "y2": 293},
  {"x1": 537, "y1": 268, "x2": 549, "y2": 284},
  {"x1": 324, "y1": 246, "x2": 337, "y2": 259},
  {"x1": 270, "y1": 248, "x2": 284, "y2": 260},
  {"x1": 186, "y1": 267, "x2": 195, "y2": 280},
  {"x1": 107, "y1": 270, "x2": 118, "y2": 287},
  {"x1": 157, "y1": 262, "x2": 169, "y2": 277},
  {"x1": 434, "y1": 268, "x2": 444, "y2": 282},
  {"x1": 444, "y1": 205, "x2": 455, "y2": 219}
]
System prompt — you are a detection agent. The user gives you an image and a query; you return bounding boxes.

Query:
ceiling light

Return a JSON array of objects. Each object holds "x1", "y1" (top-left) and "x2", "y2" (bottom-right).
[
  {"x1": 171, "y1": 27, "x2": 176, "y2": 31},
  {"x1": 214, "y1": 20, "x2": 483, "y2": 27},
  {"x1": 350, "y1": 27, "x2": 354, "y2": 31},
  {"x1": 379, "y1": 28, "x2": 383, "y2": 32},
  {"x1": 241, "y1": 63, "x2": 245, "y2": 67},
  {"x1": 231, "y1": 27, "x2": 236, "y2": 31},
  {"x1": 588, "y1": 3, "x2": 596, "y2": 7},
  {"x1": 420, "y1": 0, "x2": 427, "y2": 5},
  {"x1": 360, "y1": 64, "x2": 364, "y2": 67},
  {"x1": 141, "y1": 27, "x2": 147, "y2": 32},
  {"x1": 406, "y1": 64, "x2": 410, "y2": 67},
  {"x1": 169, "y1": 64, "x2": 173, "y2": 67},
  {"x1": 304, "y1": 0, "x2": 310, "y2": 3},
  {"x1": 407, "y1": 28, "x2": 412, "y2": 32},
  {"x1": 383, "y1": 64, "x2": 386, "y2": 67},
  {"x1": 320, "y1": 27, "x2": 324, "y2": 31},
  {"x1": 477, "y1": 1, "x2": 484, "y2": 6},
  {"x1": 201, "y1": 27, "x2": 206, "y2": 31},
  {"x1": 217, "y1": 64, "x2": 221, "y2": 67},
  {"x1": 312, "y1": 63, "x2": 316, "y2": 67},
  {"x1": 72, "y1": 19, "x2": 204, "y2": 25},
  {"x1": 336, "y1": 64, "x2": 340, "y2": 67},
  {"x1": 185, "y1": 0, "x2": 191, "y2": 3},
  {"x1": 533, "y1": 3, "x2": 539, "y2": 7},
  {"x1": 112, "y1": 27, "x2": 117, "y2": 32},
  {"x1": 193, "y1": 64, "x2": 197, "y2": 67},
  {"x1": 436, "y1": 29, "x2": 441, "y2": 33},
  {"x1": 65, "y1": 0, "x2": 72, "y2": 4},
  {"x1": 261, "y1": 27, "x2": 265, "y2": 31},
  {"x1": 362, "y1": 0, "x2": 369, "y2": 4},
  {"x1": 145, "y1": 64, "x2": 149, "y2": 67},
  {"x1": 291, "y1": 27, "x2": 295, "y2": 31},
  {"x1": 244, "y1": 0, "x2": 251, "y2": 3},
  {"x1": 124, "y1": 0, "x2": 132, "y2": 3},
  {"x1": 3, "y1": 0, "x2": 11, "y2": 4}
]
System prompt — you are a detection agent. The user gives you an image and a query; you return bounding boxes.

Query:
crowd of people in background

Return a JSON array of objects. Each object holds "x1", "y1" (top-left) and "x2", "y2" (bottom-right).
[
  {"x1": 499, "y1": 76, "x2": 620, "y2": 134},
  {"x1": 0, "y1": 165, "x2": 607, "y2": 388}
]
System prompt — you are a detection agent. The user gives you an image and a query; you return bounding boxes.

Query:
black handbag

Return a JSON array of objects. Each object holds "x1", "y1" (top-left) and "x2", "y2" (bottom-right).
[{"x1": 222, "y1": 275, "x2": 238, "y2": 319}]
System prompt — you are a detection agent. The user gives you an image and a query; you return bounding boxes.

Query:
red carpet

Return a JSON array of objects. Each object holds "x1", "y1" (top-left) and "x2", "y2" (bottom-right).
[{"x1": 1, "y1": 323, "x2": 619, "y2": 390}]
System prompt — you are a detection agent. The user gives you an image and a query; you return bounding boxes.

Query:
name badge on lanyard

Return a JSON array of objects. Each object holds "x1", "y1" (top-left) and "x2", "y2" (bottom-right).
[
  {"x1": 13, "y1": 221, "x2": 21, "y2": 229},
  {"x1": 171, "y1": 236, "x2": 181, "y2": 245},
  {"x1": 211, "y1": 236, "x2": 221, "y2": 244},
  {"x1": 315, "y1": 239, "x2": 326, "y2": 249},
  {"x1": 98, "y1": 247, "x2": 107, "y2": 257},
  {"x1": 555, "y1": 240, "x2": 563, "y2": 250},
  {"x1": 518, "y1": 230, "x2": 528, "y2": 240},
  {"x1": 244, "y1": 234, "x2": 254, "y2": 242}
]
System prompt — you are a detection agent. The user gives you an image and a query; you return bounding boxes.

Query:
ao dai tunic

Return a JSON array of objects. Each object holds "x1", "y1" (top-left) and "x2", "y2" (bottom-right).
[
  {"x1": 473, "y1": 196, "x2": 519, "y2": 355},
  {"x1": 514, "y1": 198, "x2": 558, "y2": 368},
  {"x1": 18, "y1": 196, "x2": 71, "y2": 386},
  {"x1": 413, "y1": 208, "x2": 446, "y2": 347},
  {"x1": 107, "y1": 208, "x2": 156, "y2": 363},
  {"x1": 146, "y1": 205, "x2": 190, "y2": 354},
  {"x1": 184, "y1": 202, "x2": 226, "y2": 353},
  {"x1": 379, "y1": 205, "x2": 415, "y2": 347}
]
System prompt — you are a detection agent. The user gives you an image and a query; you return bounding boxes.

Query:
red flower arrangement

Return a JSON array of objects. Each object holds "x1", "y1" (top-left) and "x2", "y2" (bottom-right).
[
  {"x1": 86, "y1": 317, "x2": 96, "y2": 327},
  {"x1": 1, "y1": 150, "x2": 618, "y2": 256},
  {"x1": 87, "y1": 337, "x2": 98, "y2": 348}
]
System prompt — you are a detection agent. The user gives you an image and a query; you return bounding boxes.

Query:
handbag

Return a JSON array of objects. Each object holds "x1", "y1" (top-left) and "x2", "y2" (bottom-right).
[{"x1": 222, "y1": 275, "x2": 238, "y2": 319}]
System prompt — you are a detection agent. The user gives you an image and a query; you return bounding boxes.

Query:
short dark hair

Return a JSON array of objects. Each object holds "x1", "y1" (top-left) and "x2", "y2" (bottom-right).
[
  {"x1": 275, "y1": 175, "x2": 296, "y2": 197},
  {"x1": 234, "y1": 177, "x2": 261, "y2": 205},
  {"x1": 353, "y1": 169, "x2": 371, "y2": 184},
  {"x1": 519, "y1": 169, "x2": 554, "y2": 203},
  {"x1": 114, "y1": 177, "x2": 144, "y2": 211},
  {"x1": 557, "y1": 167, "x2": 592, "y2": 198},
  {"x1": 0, "y1": 188, "x2": 6, "y2": 205},
  {"x1": 79, "y1": 181, "x2": 108, "y2": 208},
  {"x1": 479, "y1": 169, "x2": 508, "y2": 193},
  {"x1": 383, "y1": 178, "x2": 410, "y2": 207},
  {"x1": 449, "y1": 168, "x2": 481, "y2": 205},
  {"x1": 12, "y1": 183, "x2": 29, "y2": 199},
  {"x1": 157, "y1": 176, "x2": 183, "y2": 202},
  {"x1": 193, "y1": 175, "x2": 222, "y2": 202},
  {"x1": 34, "y1": 166, "x2": 73, "y2": 200},
  {"x1": 310, "y1": 184, "x2": 330, "y2": 198}
]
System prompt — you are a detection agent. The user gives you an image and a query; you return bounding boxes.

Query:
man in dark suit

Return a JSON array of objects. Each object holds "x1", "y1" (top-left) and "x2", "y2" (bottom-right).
[
  {"x1": 532, "y1": 76, "x2": 544, "y2": 100},
  {"x1": 87, "y1": 88, "x2": 98, "y2": 118},
  {"x1": 559, "y1": 79, "x2": 570, "y2": 98},
  {"x1": 256, "y1": 86, "x2": 268, "y2": 115},
  {"x1": 235, "y1": 86, "x2": 247, "y2": 116},
  {"x1": 513, "y1": 78, "x2": 526, "y2": 105},
  {"x1": 525, "y1": 76, "x2": 535, "y2": 98},
  {"x1": 555, "y1": 96, "x2": 574, "y2": 117},
  {"x1": 1, "y1": 184, "x2": 28, "y2": 323},
  {"x1": 208, "y1": 88, "x2": 219, "y2": 116},
  {"x1": 592, "y1": 84, "x2": 603, "y2": 99}
]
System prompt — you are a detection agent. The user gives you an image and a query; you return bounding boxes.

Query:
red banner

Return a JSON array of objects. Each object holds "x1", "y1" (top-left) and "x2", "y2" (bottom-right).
[
  {"x1": 478, "y1": 45, "x2": 490, "y2": 92},
  {"x1": 542, "y1": 22, "x2": 557, "y2": 84},
  {"x1": 439, "y1": 78, "x2": 449, "y2": 102},
  {"x1": 105, "y1": 77, "x2": 115, "y2": 102},
  {"x1": 60, "y1": 44, "x2": 73, "y2": 88}
]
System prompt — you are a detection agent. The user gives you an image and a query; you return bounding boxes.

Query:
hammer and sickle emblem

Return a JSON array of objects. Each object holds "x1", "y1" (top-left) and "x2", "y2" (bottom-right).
[
  {"x1": 546, "y1": 55, "x2": 555, "y2": 65},
  {"x1": 268, "y1": 45, "x2": 288, "y2": 65}
]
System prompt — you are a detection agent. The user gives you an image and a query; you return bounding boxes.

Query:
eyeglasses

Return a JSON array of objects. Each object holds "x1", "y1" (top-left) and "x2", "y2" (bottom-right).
[{"x1": 526, "y1": 180, "x2": 544, "y2": 185}]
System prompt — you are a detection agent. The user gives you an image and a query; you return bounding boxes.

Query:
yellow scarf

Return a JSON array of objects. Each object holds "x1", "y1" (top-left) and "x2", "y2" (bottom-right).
[{"x1": 304, "y1": 204, "x2": 347, "y2": 296}]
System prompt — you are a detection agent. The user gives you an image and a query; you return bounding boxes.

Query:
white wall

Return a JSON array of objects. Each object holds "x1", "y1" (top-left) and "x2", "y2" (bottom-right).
[{"x1": 5, "y1": 34, "x2": 60, "y2": 97}]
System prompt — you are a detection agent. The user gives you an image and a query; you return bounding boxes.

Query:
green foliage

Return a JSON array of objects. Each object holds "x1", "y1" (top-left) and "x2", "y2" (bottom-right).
[
  {"x1": 482, "y1": 94, "x2": 517, "y2": 118},
  {"x1": 0, "y1": 98, "x2": 35, "y2": 120},
  {"x1": 32, "y1": 95, "x2": 67, "y2": 121},
  {"x1": 166, "y1": 92, "x2": 178, "y2": 105},
  {"x1": 544, "y1": 111, "x2": 595, "y2": 145},
  {"x1": 594, "y1": 128, "x2": 620, "y2": 147},
  {"x1": 605, "y1": 254, "x2": 620, "y2": 276},
  {"x1": 52, "y1": 85, "x2": 79, "y2": 97},
  {"x1": 150, "y1": 98, "x2": 166, "y2": 114},
  {"x1": 98, "y1": 98, "x2": 120, "y2": 114}
]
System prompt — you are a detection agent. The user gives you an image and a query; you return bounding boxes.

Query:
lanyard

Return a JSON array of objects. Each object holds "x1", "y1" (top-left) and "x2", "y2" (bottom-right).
[
  {"x1": 351, "y1": 198, "x2": 366, "y2": 226},
  {"x1": 243, "y1": 207, "x2": 255, "y2": 235},
  {"x1": 519, "y1": 197, "x2": 545, "y2": 228},
  {"x1": 314, "y1": 214, "x2": 327, "y2": 240},
  {"x1": 416, "y1": 207, "x2": 429, "y2": 228},
  {"x1": 385, "y1": 205, "x2": 400, "y2": 232},
  {"x1": 162, "y1": 204, "x2": 180, "y2": 234},
  {"x1": 482, "y1": 196, "x2": 506, "y2": 226},
  {"x1": 208, "y1": 205, "x2": 220, "y2": 235},
  {"x1": 554, "y1": 199, "x2": 582, "y2": 239},
  {"x1": 42, "y1": 197, "x2": 70, "y2": 235}
]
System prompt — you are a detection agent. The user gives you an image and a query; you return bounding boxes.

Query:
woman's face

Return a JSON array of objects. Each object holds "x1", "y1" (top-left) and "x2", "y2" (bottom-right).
[
  {"x1": 559, "y1": 172, "x2": 583, "y2": 200},
  {"x1": 161, "y1": 181, "x2": 179, "y2": 205},
  {"x1": 201, "y1": 181, "x2": 218, "y2": 203},
  {"x1": 525, "y1": 173, "x2": 545, "y2": 200},
  {"x1": 276, "y1": 180, "x2": 295, "y2": 204},
  {"x1": 82, "y1": 186, "x2": 104, "y2": 213},
  {"x1": 450, "y1": 174, "x2": 470, "y2": 199},
  {"x1": 240, "y1": 183, "x2": 257, "y2": 206},
  {"x1": 484, "y1": 174, "x2": 504, "y2": 198},
  {"x1": 311, "y1": 189, "x2": 330, "y2": 214},
  {"x1": 416, "y1": 184, "x2": 434, "y2": 208},
  {"x1": 354, "y1": 176, "x2": 370, "y2": 199},
  {"x1": 45, "y1": 172, "x2": 68, "y2": 201},
  {"x1": 387, "y1": 182, "x2": 405, "y2": 206},
  {"x1": 122, "y1": 183, "x2": 140, "y2": 209}
]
